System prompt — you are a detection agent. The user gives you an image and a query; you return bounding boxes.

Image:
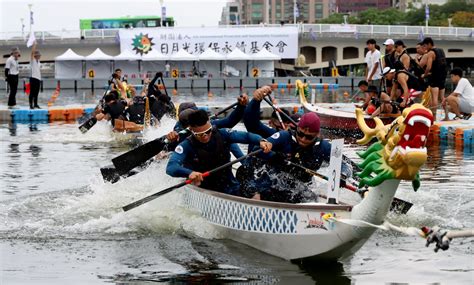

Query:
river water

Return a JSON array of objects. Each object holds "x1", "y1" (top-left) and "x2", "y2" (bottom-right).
[{"x1": 1, "y1": 89, "x2": 473, "y2": 284}]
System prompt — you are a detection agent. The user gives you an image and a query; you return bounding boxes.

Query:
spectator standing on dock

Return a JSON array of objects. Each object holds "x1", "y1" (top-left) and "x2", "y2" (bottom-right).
[
  {"x1": 165, "y1": 62, "x2": 171, "y2": 78},
  {"x1": 29, "y1": 41, "x2": 42, "y2": 109},
  {"x1": 5, "y1": 47, "x2": 21, "y2": 109},
  {"x1": 420, "y1": 37, "x2": 447, "y2": 119},
  {"x1": 365, "y1": 39, "x2": 381, "y2": 88}
]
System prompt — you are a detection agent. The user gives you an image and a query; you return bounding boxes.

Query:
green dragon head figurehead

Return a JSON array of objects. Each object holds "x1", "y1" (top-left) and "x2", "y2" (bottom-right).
[{"x1": 355, "y1": 104, "x2": 434, "y2": 191}]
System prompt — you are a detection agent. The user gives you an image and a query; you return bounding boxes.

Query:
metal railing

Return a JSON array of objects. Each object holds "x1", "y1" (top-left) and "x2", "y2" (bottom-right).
[
  {"x1": 301, "y1": 24, "x2": 474, "y2": 38},
  {"x1": 0, "y1": 24, "x2": 472, "y2": 41}
]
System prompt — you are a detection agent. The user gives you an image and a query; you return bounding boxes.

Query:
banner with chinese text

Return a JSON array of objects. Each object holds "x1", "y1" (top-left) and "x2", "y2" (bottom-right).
[{"x1": 119, "y1": 26, "x2": 298, "y2": 59}]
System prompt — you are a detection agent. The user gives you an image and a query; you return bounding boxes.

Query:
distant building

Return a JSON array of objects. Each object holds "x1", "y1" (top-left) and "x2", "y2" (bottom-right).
[
  {"x1": 220, "y1": 2, "x2": 242, "y2": 25},
  {"x1": 238, "y1": 0, "x2": 333, "y2": 25},
  {"x1": 335, "y1": 0, "x2": 391, "y2": 14}
]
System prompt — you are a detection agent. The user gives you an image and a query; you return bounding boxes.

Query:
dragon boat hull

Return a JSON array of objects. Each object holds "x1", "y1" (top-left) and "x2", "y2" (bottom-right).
[
  {"x1": 179, "y1": 179, "x2": 399, "y2": 261},
  {"x1": 299, "y1": 93, "x2": 395, "y2": 132}
]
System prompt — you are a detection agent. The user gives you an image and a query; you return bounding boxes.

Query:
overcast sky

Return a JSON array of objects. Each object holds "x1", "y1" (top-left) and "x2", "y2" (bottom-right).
[{"x1": 0, "y1": 0, "x2": 229, "y2": 33}]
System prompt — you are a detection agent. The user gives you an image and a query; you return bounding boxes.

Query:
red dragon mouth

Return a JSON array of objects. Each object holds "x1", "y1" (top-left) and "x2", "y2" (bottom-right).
[{"x1": 389, "y1": 108, "x2": 433, "y2": 160}]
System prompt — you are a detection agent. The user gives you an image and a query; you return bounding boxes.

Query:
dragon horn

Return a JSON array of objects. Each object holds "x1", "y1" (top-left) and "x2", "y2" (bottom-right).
[{"x1": 356, "y1": 108, "x2": 386, "y2": 145}]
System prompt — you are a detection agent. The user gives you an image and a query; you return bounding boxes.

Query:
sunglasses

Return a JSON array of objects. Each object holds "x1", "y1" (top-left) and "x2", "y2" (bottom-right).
[
  {"x1": 192, "y1": 126, "x2": 212, "y2": 138},
  {"x1": 296, "y1": 130, "x2": 317, "y2": 141}
]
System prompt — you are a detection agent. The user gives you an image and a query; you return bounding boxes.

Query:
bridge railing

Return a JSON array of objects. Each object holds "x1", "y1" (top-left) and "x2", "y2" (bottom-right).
[
  {"x1": 301, "y1": 24, "x2": 474, "y2": 38},
  {"x1": 0, "y1": 24, "x2": 472, "y2": 41}
]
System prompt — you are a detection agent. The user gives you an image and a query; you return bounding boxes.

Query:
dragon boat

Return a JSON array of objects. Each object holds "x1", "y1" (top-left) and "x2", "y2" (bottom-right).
[
  {"x1": 297, "y1": 80, "x2": 403, "y2": 133},
  {"x1": 178, "y1": 103, "x2": 434, "y2": 261}
]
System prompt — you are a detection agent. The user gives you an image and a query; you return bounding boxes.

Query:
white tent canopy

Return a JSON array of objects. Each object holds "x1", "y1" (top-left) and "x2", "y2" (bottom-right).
[
  {"x1": 114, "y1": 49, "x2": 141, "y2": 61},
  {"x1": 85, "y1": 48, "x2": 114, "y2": 60},
  {"x1": 198, "y1": 49, "x2": 225, "y2": 60},
  {"x1": 55, "y1": 49, "x2": 84, "y2": 79},
  {"x1": 84, "y1": 48, "x2": 113, "y2": 79},
  {"x1": 225, "y1": 48, "x2": 251, "y2": 60},
  {"x1": 55, "y1": 48, "x2": 85, "y2": 61},
  {"x1": 141, "y1": 49, "x2": 168, "y2": 61},
  {"x1": 169, "y1": 49, "x2": 198, "y2": 61},
  {"x1": 198, "y1": 49, "x2": 224, "y2": 77},
  {"x1": 251, "y1": 49, "x2": 281, "y2": 60}
]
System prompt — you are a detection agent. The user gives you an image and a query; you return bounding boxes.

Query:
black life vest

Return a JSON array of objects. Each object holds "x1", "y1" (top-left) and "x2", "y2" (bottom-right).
[
  {"x1": 394, "y1": 50, "x2": 425, "y2": 78},
  {"x1": 127, "y1": 103, "x2": 145, "y2": 125},
  {"x1": 285, "y1": 132, "x2": 326, "y2": 183},
  {"x1": 395, "y1": 70, "x2": 425, "y2": 93},
  {"x1": 431, "y1": 48, "x2": 447, "y2": 77},
  {"x1": 384, "y1": 51, "x2": 397, "y2": 69},
  {"x1": 186, "y1": 128, "x2": 231, "y2": 191}
]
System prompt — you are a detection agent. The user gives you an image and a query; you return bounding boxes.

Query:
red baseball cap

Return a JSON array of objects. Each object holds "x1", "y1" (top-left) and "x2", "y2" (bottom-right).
[{"x1": 298, "y1": 112, "x2": 320, "y2": 133}]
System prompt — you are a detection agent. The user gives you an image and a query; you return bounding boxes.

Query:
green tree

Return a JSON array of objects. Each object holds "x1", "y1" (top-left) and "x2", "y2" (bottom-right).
[
  {"x1": 319, "y1": 13, "x2": 357, "y2": 24},
  {"x1": 452, "y1": 11, "x2": 474, "y2": 27},
  {"x1": 357, "y1": 8, "x2": 406, "y2": 25}
]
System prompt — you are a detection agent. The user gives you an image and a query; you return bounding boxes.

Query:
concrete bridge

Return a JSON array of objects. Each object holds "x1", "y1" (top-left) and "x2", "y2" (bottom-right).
[{"x1": 1, "y1": 24, "x2": 473, "y2": 75}]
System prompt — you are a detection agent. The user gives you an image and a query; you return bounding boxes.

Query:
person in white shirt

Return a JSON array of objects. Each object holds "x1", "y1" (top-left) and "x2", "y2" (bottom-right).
[
  {"x1": 165, "y1": 62, "x2": 171, "y2": 78},
  {"x1": 442, "y1": 68, "x2": 473, "y2": 120},
  {"x1": 5, "y1": 47, "x2": 20, "y2": 108},
  {"x1": 29, "y1": 41, "x2": 42, "y2": 109},
  {"x1": 365, "y1": 39, "x2": 382, "y2": 89}
]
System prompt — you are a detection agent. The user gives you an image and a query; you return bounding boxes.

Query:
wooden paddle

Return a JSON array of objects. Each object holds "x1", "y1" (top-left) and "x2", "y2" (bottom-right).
[
  {"x1": 109, "y1": 102, "x2": 240, "y2": 176},
  {"x1": 284, "y1": 159, "x2": 413, "y2": 214},
  {"x1": 122, "y1": 149, "x2": 263, "y2": 212}
]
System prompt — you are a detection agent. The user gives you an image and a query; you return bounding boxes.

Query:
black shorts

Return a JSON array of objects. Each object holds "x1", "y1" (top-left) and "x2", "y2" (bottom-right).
[{"x1": 428, "y1": 74, "x2": 446, "y2": 89}]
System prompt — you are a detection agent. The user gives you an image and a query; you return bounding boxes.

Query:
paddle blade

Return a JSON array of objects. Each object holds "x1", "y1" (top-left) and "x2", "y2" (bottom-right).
[
  {"x1": 390, "y1": 197, "x2": 413, "y2": 214},
  {"x1": 100, "y1": 166, "x2": 121, "y2": 183},
  {"x1": 101, "y1": 166, "x2": 141, "y2": 184},
  {"x1": 112, "y1": 137, "x2": 166, "y2": 175},
  {"x1": 79, "y1": 117, "x2": 97, "y2": 133}
]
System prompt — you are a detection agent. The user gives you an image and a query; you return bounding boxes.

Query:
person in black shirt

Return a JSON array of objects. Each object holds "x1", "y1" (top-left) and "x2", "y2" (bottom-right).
[{"x1": 96, "y1": 91, "x2": 127, "y2": 127}]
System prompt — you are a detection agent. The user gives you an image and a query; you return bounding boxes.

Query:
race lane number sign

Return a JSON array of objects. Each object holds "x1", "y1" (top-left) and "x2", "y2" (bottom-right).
[
  {"x1": 88, "y1": 69, "x2": 95, "y2": 78},
  {"x1": 327, "y1": 139, "x2": 343, "y2": 204},
  {"x1": 251, "y1": 67, "x2": 260, "y2": 78},
  {"x1": 171, "y1": 69, "x2": 179, "y2": 78}
]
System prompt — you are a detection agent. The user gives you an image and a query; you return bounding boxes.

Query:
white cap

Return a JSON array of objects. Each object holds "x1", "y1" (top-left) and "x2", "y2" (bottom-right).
[
  {"x1": 383, "y1": 39, "x2": 394, "y2": 46},
  {"x1": 382, "y1": 67, "x2": 396, "y2": 76}
]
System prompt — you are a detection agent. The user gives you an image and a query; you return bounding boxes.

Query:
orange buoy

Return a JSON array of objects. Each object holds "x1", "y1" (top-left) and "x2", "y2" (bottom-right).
[
  {"x1": 208, "y1": 91, "x2": 213, "y2": 97},
  {"x1": 172, "y1": 89, "x2": 178, "y2": 95},
  {"x1": 343, "y1": 91, "x2": 349, "y2": 97},
  {"x1": 280, "y1": 88, "x2": 285, "y2": 94}
]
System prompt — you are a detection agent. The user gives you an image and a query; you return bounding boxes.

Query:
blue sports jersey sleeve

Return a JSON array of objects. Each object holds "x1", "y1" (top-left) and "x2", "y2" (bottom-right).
[
  {"x1": 166, "y1": 140, "x2": 194, "y2": 178},
  {"x1": 212, "y1": 104, "x2": 246, "y2": 129},
  {"x1": 266, "y1": 131, "x2": 292, "y2": 152},
  {"x1": 243, "y1": 99, "x2": 276, "y2": 137},
  {"x1": 319, "y1": 139, "x2": 332, "y2": 164}
]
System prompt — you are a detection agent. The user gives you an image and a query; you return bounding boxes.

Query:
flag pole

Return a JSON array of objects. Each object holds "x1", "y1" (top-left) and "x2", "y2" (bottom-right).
[{"x1": 293, "y1": 0, "x2": 296, "y2": 24}]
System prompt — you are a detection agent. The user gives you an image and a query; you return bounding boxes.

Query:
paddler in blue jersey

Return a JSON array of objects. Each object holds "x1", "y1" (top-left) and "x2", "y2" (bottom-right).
[
  {"x1": 240, "y1": 112, "x2": 353, "y2": 203},
  {"x1": 243, "y1": 85, "x2": 298, "y2": 138},
  {"x1": 166, "y1": 109, "x2": 268, "y2": 196},
  {"x1": 165, "y1": 94, "x2": 249, "y2": 158}
]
